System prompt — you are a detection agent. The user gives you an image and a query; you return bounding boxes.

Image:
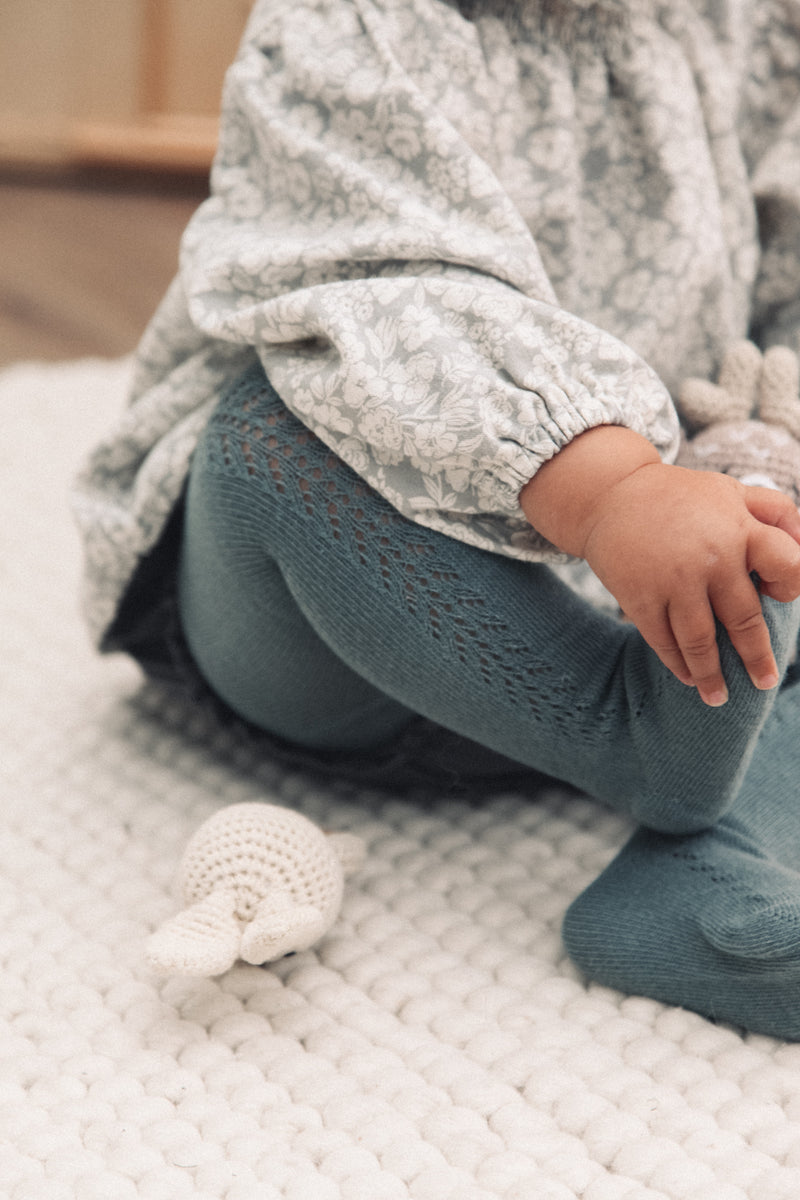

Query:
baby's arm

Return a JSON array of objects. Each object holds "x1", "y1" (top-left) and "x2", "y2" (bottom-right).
[{"x1": 520, "y1": 425, "x2": 800, "y2": 707}]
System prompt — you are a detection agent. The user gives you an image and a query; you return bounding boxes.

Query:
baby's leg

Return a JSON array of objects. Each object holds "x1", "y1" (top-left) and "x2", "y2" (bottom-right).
[
  {"x1": 180, "y1": 363, "x2": 800, "y2": 832},
  {"x1": 564, "y1": 676, "x2": 800, "y2": 1040},
  {"x1": 179, "y1": 500, "x2": 415, "y2": 752}
]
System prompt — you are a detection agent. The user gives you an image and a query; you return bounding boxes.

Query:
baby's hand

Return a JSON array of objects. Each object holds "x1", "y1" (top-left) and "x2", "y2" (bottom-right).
[
  {"x1": 520, "y1": 426, "x2": 800, "y2": 706},
  {"x1": 581, "y1": 462, "x2": 800, "y2": 705}
]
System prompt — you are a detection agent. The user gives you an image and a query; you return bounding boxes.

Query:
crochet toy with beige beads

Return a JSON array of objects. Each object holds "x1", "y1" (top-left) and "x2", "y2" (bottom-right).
[{"x1": 677, "y1": 340, "x2": 800, "y2": 506}]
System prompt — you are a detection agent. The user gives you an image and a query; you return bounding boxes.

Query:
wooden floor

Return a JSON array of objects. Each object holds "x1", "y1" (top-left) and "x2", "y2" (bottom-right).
[{"x1": 0, "y1": 169, "x2": 209, "y2": 367}]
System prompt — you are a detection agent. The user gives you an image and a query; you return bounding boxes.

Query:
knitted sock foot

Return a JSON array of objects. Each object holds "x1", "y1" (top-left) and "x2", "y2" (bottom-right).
[
  {"x1": 563, "y1": 681, "x2": 800, "y2": 1040},
  {"x1": 563, "y1": 825, "x2": 800, "y2": 1039}
]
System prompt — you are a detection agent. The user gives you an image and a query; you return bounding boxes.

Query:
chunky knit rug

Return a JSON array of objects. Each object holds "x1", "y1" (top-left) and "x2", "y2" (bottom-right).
[{"x1": 5, "y1": 357, "x2": 800, "y2": 1200}]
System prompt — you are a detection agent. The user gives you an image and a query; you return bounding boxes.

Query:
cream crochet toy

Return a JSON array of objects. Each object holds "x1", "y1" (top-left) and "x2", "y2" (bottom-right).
[
  {"x1": 146, "y1": 803, "x2": 365, "y2": 976},
  {"x1": 677, "y1": 340, "x2": 800, "y2": 504}
]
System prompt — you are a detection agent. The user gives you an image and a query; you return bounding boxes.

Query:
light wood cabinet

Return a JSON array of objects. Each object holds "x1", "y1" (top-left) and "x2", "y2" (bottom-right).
[{"x1": 0, "y1": 0, "x2": 252, "y2": 171}]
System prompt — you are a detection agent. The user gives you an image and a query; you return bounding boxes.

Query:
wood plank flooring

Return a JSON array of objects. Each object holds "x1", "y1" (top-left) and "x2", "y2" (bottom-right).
[{"x1": 0, "y1": 169, "x2": 208, "y2": 366}]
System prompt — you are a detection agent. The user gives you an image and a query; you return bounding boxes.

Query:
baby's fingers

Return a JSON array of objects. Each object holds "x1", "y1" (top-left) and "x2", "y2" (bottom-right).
[
  {"x1": 745, "y1": 486, "x2": 800, "y2": 547},
  {"x1": 666, "y1": 595, "x2": 731, "y2": 706},
  {"x1": 711, "y1": 576, "x2": 779, "y2": 694},
  {"x1": 747, "y1": 520, "x2": 800, "y2": 603},
  {"x1": 631, "y1": 610, "x2": 695, "y2": 689}
]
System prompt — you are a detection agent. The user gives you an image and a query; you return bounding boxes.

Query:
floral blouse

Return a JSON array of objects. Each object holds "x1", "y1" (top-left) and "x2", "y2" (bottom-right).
[{"x1": 74, "y1": 0, "x2": 800, "y2": 646}]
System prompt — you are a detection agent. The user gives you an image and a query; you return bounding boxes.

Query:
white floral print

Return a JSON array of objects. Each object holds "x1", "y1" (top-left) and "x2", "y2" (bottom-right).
[{"x1": 73, "y1": 0, "x2": 800, "y2": 646}]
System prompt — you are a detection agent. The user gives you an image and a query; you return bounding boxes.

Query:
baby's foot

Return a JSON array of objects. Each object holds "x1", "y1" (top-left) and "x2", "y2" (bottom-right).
[{"x1": 563, "y1": 820, "x2": 800, "y2": 1040}]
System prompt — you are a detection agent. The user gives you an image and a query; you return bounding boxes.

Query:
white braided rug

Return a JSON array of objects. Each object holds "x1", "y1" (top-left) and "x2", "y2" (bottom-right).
[{"x1": 5, "y1": 357, "x2": 800, "y2": 1200}]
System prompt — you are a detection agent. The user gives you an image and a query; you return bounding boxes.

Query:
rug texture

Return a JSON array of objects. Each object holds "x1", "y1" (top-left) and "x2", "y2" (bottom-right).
[{"x1": 5, "y1": 357, "x2": 800, "y2": 1200}]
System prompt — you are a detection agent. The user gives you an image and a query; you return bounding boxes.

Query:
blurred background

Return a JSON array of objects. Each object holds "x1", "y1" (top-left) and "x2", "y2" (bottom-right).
[{"x1": 0, "y1": 0, "x2": 253, "y2": 366}]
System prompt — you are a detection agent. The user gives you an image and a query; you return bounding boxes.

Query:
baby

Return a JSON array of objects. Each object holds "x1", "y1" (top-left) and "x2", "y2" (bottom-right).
[{"x1": 75, "y1": 0, "x2": 800, "y2": 1038}]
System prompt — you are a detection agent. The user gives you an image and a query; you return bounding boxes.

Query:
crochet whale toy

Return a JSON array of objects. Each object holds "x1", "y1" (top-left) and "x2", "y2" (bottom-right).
[{"x1": 146, "y1": 802, "x2": 365, "y2": 976}]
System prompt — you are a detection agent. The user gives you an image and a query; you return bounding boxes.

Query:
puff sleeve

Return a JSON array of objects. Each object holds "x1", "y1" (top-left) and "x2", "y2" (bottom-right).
[{"x1": 180, "y1": 0, "x2": 679, "y2": 559}]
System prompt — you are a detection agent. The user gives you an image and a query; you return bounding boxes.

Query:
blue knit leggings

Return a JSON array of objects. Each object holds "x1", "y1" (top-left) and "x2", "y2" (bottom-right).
[{"x1": 178, "y1": 363, "x2": 800, "y2": 834}]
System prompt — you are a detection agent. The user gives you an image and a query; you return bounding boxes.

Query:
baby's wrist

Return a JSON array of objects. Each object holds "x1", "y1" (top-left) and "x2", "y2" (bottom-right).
[{"x1": 519, "y1": 425, "x2": 661, "y2": 557}]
